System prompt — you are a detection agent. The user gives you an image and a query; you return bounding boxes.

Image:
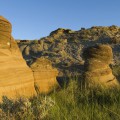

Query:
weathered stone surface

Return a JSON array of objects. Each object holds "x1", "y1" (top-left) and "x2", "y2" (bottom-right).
[
  {"x1": 0, "y1": 16, "x2": 36, "y2": 100},
  {"x1": 30, "y1": 58, "x2": 59, "y2": 93},
  {"x1": 83, "y1": 44, "x2": 119, "y2": 87}
]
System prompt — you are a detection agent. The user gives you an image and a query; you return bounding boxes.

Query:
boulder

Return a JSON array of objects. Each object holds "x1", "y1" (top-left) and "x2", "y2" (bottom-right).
[
  {"x1": 30, "y1": 58, "x2": 59, "y2": 93},
  {"x1": 83, "y1": 44, "x2": 119, "y2": 87},
  {"x1": 0, "y1": 16, "x2": 36, "y2": 101}
]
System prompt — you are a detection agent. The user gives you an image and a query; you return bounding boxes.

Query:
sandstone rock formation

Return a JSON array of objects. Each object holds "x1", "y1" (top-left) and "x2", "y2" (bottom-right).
[
  {"x1": 30, "y1": 58, "x2": 59, "y2": 93},
  {"x1": 0, "y1": 16, "x2": 37, "y2": 101},
  {"x1": 83, "y1": 44, "x2": 119, "y2": 87}
]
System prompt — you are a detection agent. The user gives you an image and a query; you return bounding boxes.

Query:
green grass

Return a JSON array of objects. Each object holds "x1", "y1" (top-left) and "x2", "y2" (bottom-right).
[{"x1": 0, "y1": 80, "x2": 120, "y2": 120}]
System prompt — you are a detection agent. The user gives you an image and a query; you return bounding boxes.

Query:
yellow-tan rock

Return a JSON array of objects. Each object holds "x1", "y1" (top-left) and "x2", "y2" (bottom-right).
[
  {"x1": 0, "y1": 16, "x2": 36, "y2": 101},
  {"x1": 83, "y1": 44, "x2": 119, "y2": 87},
  {"x1": 30, "y1": 58, "x2": 59, "y2": 93}
]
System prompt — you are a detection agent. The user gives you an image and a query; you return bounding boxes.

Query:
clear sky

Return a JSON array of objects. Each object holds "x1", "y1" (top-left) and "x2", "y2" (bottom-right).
[{"x1": 0, "y1": 0, "x2": 120, "y2": 39}]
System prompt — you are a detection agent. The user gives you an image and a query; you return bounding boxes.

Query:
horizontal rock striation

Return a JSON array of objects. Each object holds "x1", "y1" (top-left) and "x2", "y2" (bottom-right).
[{"x1": 0, "y1": 16, "x2": 36, "y2": 100}]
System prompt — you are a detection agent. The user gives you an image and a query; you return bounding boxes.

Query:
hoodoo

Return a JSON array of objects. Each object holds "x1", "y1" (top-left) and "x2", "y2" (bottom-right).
[
  {"x1": 83, "y1": 44, "x2": 119, "y2": 87},
  {"x1": 30, "y1": 58, "x2": 59, "y2": 93},
  {"x1": 0, "y1": 16, "x2": 36, "y2": 100}
]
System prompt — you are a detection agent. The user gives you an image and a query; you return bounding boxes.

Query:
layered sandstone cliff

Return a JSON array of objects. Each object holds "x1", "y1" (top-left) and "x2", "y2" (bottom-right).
[
  {"x1": 0, "y1": 16, "x2": 36, "y2": 100},
  {"x1": 83, "y1": 44, "x2": 119, "y2": 87},
  {"x1": 30, "y1": 58, "x2": 59, "y2": 93}
]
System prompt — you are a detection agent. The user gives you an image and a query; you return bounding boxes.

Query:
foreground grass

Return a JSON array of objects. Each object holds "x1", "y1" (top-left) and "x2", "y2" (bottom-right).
[{"x1": 0, "y1": 80, "x2": 120, "y2": 120}]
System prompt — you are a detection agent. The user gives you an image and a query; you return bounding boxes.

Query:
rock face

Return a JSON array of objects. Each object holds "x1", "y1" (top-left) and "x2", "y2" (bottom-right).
[
  {"x1": 30, "y1": 58, "x2": 59, "y2": 93},
  {"x1": 83, "y1": 44, "x2": 119, "y2": 87},
  {"x1": 0, "y1": 16, "x2": 36, "y2": 100}
]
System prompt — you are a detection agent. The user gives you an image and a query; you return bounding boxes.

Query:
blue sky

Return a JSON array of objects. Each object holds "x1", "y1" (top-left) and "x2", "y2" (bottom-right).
[{"x1": 0, "y1": 0, "x2": 120, "y2": 39}]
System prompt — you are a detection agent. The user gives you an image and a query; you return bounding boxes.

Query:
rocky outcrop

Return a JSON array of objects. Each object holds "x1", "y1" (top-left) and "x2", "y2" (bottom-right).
[
  {"x1": 30, "y1": 58, "x2": 59, "y2": 93},
  {"x1": 0, "y1": 16, "x2": 37, "y2": 101},
  {"x1": 50, "y1": 28, "x2": 75, "y2": 38},
  {"x1": 17, "y1": 25, "x2": 120, "y2": 78},
  {"x1": 83, "y1": 44, "x2": 119, "y2": 87}
]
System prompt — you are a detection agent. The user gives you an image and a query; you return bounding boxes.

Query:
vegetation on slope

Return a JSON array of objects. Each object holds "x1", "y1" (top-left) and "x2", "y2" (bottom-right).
[{"x1": 0, "y1": 79, "x2": 120, "y2": 120}]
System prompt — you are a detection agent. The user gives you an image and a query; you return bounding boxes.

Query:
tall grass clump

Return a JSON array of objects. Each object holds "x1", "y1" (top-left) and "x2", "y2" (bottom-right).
[{"x1": 46, "y1": 79, "x2": 120, "y2": 120}]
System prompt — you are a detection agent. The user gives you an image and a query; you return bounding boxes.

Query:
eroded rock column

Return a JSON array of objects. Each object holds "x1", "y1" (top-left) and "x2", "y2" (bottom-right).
[
  {"x1": 83, "y1": 44, "x2": 119, "y2": 87},
  {"x1": 0, "y1": 16, "x2": 36, "y2": 100},
  {"x1": 30, "y1": 58, "x2": 59, "y2": 93}
]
